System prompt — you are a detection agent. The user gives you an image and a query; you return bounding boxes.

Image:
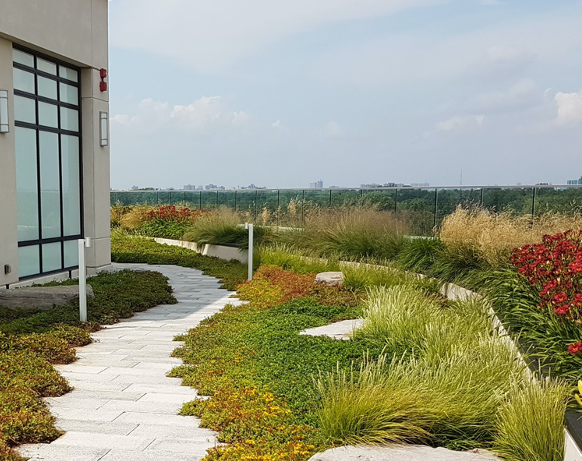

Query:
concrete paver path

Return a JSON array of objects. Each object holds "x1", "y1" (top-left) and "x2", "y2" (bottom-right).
[{"x1": 18, "y1": 263, "x2": 243, "y2": 461}]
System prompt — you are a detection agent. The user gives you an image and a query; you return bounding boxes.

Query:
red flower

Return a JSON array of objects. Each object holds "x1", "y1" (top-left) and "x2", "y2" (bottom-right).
[
  {"x1": 569, "y1": 260, "x2": 582, "y2": 273},
  {"x1": 554, "y1": 304, "x2": 570, "y2": 316},
  {"x1": 553, "y1": 293, "x2": 568, "y2": 303},
  {"x1": 568, "y1": 342, "x2": 582, "y2": 354}
]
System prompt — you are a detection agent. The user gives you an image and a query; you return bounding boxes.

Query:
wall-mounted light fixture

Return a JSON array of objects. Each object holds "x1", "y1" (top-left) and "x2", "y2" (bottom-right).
[
  {"x1": 0, "y1": 90, "x2": 9, "y2": 133},
  {"x1": 99, "y1": 111, "x2": 108, "y2": 147}
]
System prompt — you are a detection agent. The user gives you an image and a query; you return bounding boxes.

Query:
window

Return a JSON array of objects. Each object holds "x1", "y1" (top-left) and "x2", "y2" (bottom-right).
[{"x1": 13, "y1": 46, "x2": 83, "y2": 278}]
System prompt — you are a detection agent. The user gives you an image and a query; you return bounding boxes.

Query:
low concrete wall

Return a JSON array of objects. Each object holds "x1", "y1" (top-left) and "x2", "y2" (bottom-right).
[
  {"x1": 566, "y1": 430, "x2": 582, "y2": 461},
  {"x1": 153, "y1": 238, "x2": 248, "y2": 264}
]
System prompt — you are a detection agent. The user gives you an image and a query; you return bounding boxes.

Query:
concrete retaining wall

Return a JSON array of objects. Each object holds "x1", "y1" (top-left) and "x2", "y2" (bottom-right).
[{"x1": 153, "y1": 238, "x2": 248, "y2": 264}]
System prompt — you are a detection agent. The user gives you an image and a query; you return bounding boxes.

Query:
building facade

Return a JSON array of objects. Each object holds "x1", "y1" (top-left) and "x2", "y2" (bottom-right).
[
  {"x1": 0, "y1": 0, "x2": 110, "y2": 286},
  {"x1": 567, "y1": 177, "x2": 582, "y2": 185}
]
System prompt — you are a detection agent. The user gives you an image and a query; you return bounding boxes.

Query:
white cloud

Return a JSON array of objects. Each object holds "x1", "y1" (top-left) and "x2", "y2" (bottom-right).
[
  {"x1": 313, "y1": 10, "x2": 581, "y2": 87},
  {"x1": 471, "y1": 79, "x2": 540, "y2": 113},
  {"x1": 110, "y1": 0, "x2": 456, "y2": 73},
  {"x1": 112, "y1": 97, "x2": 251, "y2": 132},
  {"x1": 555, "y1": 91, "x2": 582, "y2": 125},
  {"x1": 322, "y1": 121, "x2": 343, "y2": 138},
  {"x1": 435, "y1": 115, "x2": 484, "y2": 131}
]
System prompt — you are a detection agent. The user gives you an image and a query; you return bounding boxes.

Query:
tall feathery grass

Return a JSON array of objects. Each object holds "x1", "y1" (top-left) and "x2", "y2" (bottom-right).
[
  {"x1": 182, "y1": 207, "x2": 268, "y2": 248},
  {"x1": 440, "y1": 206, "x2": 582, "y2": 268},
  {"x1": 278, "y1": 204, "x2": 409, "y2": 260}
]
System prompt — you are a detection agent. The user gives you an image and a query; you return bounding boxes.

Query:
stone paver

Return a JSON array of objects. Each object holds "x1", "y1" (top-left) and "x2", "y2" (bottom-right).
[
  {"x1": 18, "y1": 263, "x2": 244, "y2": 461},
  {"x1": 300, "y1": 318, "x2": 363, "y2": 340},
  {"x1": 309, "y1": 445, "x2": 501, "y2": 461}
]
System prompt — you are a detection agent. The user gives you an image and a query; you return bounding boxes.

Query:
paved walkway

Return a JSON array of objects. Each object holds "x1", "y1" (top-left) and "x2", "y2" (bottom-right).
[{"x1": 18, "y1": 263, "x2": 244, "y2": 461}]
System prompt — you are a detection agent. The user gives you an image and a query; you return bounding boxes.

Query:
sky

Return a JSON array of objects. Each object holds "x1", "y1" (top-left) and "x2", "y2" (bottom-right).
[{"x1": 108, "y1": 0, "x2": 582, "y2": 190}]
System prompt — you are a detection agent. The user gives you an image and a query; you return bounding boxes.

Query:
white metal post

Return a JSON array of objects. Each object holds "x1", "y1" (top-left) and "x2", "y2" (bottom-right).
[
  {"x1": 78, "y1": 239, "x2": 87, "y2": 322},
  {"x1": 245, "y1": 223, "x2": 254, "y2": 281}
]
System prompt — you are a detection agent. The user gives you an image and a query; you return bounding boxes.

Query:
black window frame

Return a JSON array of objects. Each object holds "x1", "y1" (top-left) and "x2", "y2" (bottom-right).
[{"x1": 12, "y1": 44, "x2": 84, "y2": 280}]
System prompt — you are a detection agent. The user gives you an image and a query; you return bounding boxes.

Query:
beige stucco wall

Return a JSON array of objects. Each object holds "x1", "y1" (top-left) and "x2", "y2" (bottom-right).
[
  {"x1": 0, "y1": 0, "x2": 108, "y2": 70},
  {"x1": 82, "y1": 69, "x2": 111, "y2": 271},
  {"x1": 0, "y1": 0, "x2": 110, "y2": 283},
  {"x1": 0, "y1": 37, "x2": 19, "y2": 285}
]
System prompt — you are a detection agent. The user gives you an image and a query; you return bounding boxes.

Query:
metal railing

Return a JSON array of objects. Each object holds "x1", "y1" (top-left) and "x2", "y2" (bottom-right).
[{"x1": 111, "y1": 184, "x2": 582, "y2": 235}]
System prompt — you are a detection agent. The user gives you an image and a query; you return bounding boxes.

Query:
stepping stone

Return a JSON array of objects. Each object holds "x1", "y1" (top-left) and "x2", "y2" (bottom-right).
[{"x1": 309, "y1": 445, "x2": 501, "y2": 461}]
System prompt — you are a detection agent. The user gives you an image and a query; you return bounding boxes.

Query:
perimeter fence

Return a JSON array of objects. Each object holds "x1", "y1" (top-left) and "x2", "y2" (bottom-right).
[{"x1": 111, "y1": 185, "x2": 582, "y2": 236}]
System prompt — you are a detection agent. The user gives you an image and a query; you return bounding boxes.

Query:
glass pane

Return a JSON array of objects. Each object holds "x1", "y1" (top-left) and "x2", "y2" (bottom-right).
[
  {"x1": 60, "y1": 107, "x2": 78, "y2": 132},
  {"x1": 64, "y1": 240, "x2": 79, "y2": 268},
  {"x1": 38, "y1": 76, "x2": 57, "y2": 100},
  {"x1": 13, "y1": 49, "x2": 34, "y2": 67},
  {"x1": 42, "y1": 242, "x2": 62, "y2": 273},
  {"x1": 14, "y1": 95, "x2": 36, "y2": 124},
  {"x1": 59, "y1": 83, "x2": 78, "y2": 105},
  {"x1": 39, "y1": 101, "x2": 58, "y2": 128},
  {"x1": 59, "y1": 66, "x2": 78, "y2": 83},
  {"x1": 61, "y1": 135, "x2": 81, "y2": 236},
  {"x1": 37, "y1": 58, "x2": 57, "y2": 75},
  {"x1": 13, "y1": 68, "x2": 35, "y2": 94},
  {"x1": 15, "y1": 127, "x2": 39, "y2": 241},
  {"x1": 40, "y1": 131, "x2": 61, "y2": 239},
  {"x1": 18, "y1": 245, "x2": 40, "y2": 277}
]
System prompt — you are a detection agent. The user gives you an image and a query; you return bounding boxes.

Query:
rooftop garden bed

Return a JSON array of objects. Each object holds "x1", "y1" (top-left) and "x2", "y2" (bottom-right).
[{"x1": 109, "y1": 232, "x2": 574, "y2": 460}]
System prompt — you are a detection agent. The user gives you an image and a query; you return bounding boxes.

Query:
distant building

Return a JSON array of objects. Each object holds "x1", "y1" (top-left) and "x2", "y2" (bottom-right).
[
  {"x1": 410, "y1": 182, "x2": 430, "y2": 187},
  {"x1": 310, "y1": 180, "x2": 324, "y2": 189},
  {"x1": 131, "y1": 185, "x2": 140, "y2": 191},
  {"x1": 567, "y1": 177, "x2": 582, "y2": 185},
  {"x1": 183, "y1": 184, "x2": 196, "y2": 191}
]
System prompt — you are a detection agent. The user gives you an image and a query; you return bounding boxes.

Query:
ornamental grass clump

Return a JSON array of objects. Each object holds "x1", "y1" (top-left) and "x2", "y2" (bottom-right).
[
  {"x1": 279, "y1": 204, "x2": 409, "y2": 260},
  {"x1": 316, "y1": 343, "x2": 525, "y2": 450},
  {"x1": 318, "y1": 283, "x2": 570, "y2": 455},
  {"x1": 493, "y1": 378, "x2": 569, "y2": 461},
  {"x1": 258, "y1": 244, "x2": 340, "y2": 274},
  {"x1": 354, "y1": 285, "x2": 489, "y2": 356},
  {"x1": 440, "y1": 206, "x2": 582, "y2": 269},
  {"x1": 183, "y1": 207, "x2": 274, "y2": 248}
]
